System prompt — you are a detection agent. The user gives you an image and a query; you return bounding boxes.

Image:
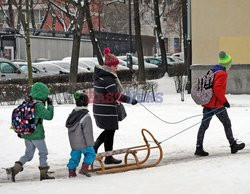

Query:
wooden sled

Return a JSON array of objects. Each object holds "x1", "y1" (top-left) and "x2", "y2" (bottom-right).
[{"x1": 90, "y1": 128, "x2": 163, "y2": 174}]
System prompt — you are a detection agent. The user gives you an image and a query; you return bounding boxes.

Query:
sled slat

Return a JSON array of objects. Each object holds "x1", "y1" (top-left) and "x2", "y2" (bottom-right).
[{"x1": 91, "y1": 128, "x2": 163, "y2": 174}]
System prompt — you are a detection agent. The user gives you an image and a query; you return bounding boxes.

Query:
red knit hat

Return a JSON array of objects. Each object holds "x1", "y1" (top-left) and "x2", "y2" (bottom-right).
[{"x1": 103, "y1": 48, "x2": 119, "y2": 67}]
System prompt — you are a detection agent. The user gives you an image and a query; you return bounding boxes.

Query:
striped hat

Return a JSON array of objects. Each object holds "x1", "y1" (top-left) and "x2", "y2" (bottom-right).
[{"x1": 218, "y1": 51, "x2": 232, "y2": 67}]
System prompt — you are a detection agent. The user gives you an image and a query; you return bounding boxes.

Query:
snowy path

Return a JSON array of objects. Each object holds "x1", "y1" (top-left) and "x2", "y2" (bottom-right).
[{"x1": 0, "y1": 76, "x2": 250, "y2": 194}]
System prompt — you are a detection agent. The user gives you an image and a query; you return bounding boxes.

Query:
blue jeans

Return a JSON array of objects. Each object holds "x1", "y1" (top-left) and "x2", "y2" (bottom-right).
[{"x1": 67, "y1": 146, "x2": 96, "y2": 170}]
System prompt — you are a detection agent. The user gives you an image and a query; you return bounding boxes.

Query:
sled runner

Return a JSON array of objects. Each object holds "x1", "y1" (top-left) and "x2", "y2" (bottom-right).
[{"x1": 91, "y1": 128, "x2": 163, "y2": 174}]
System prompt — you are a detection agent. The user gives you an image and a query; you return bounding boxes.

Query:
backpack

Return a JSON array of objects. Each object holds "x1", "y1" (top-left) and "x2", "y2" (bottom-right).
[
  {"x1": 191, "y1": 70, "x2": 215, "y2": 105},
  {"x1": 11, "y1": 99, "x2": 38, "y2": 135}
]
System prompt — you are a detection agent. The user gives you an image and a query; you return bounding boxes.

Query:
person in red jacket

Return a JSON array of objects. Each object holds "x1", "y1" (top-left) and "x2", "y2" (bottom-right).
[{"x1": 195, "y1": 51, "x2": 245, "y2": 156}]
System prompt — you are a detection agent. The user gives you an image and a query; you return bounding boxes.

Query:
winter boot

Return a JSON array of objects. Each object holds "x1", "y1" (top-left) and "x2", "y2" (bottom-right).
[
  {"x1": 68, "y1": 169, "x2": 77, "y2": 178},
  {"x1": 194, "y1": 145, "x2": 209, "y2": 156},
  {"x1": 104, "y1": 156, "x2": 122, "y2": 164},
  {"x1": 39, "y1": 166, "x2": 55, "y2": 181},
  {"x1": 79, "y1": 163, "x2": 91, "y2": 177},
  {"x1": 6, "y1": 161, "x2": 23, "y2": 182},
  {"x1": 230, "y1": 141, "x2": 245, "y2": 154},
  {"x1": 94, "y1": 139, "x2": 102, "y2": 153}
]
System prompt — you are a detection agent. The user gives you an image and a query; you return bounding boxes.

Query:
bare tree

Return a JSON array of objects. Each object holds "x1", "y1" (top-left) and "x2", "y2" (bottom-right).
[
  {"x1": 102, "y1": 1, "x2": 130, "y2": 34},
  {"x1": 153, "y1": 0, "x2": 167, "y2": 72},
  {"x1": 9, "y1": 0, "x2": 33, "y2": 84},
  {"x1": 84, "y1": 0, "x2": 103, "y2": 65},
  {"x1": 49, "y1": 0, "x2": 103, "y2": 83},
  {"x1": 48, "y1": 0, "x2": 86, "y2": 83},
  {"x1": 134, "y1": 0, "x2": 145, "y2": 83},
  {"x1": 0, "y1": 0, "x2": 15, "y2": 28},
  {"x1": 163, "y1": 0, "x2": 183, "y2": 51}
]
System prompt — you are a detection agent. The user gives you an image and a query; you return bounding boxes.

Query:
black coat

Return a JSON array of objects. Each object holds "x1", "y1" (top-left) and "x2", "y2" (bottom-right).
[{"x1": 93, "y1": 66, "x2": 129, "y2": 130}]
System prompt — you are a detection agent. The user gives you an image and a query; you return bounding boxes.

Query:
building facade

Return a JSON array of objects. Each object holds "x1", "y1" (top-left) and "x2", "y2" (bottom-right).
[
  {"x1": 191, "y1": 0, "x2": 250, "y2": 94},
  {"x1": 0, "y1": 0, "x2": 103, "y2": 33},
  {"x1": 192, "y1": 0, "x2": 250, "y2": 65}
]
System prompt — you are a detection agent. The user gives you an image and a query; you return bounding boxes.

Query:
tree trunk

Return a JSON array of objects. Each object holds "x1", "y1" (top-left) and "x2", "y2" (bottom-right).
[
  {"x1": 69, "y1": 4, "x2": 84, "y2": 83},
  {"x1": 179, "y1": 18, "x2": 182, "y2": 52},
  {"x1": 7, "y1": 0, "x2": 15, "y2": 27},
  {"x1": 153, "y1": 0, "x2": 167, "y2": 73},
  {"x1": 84, "y1": 0, "x2": 103, "y2": 65},
  {"x1": 25, "y1": 0, "x2": 33, "y2": 85},
  {"x1": 133, "y1": 0, "x2": 145, "y2": 83},
  {"x1": 30, "y1": 0, "x2": 36, "y2": 32},
  {"x1": 69, "y1": 32, "x2": 81, "y2": 83},
  {"x1": 182, "y1": 0, "x2": 187, "y2": 63},
  {"x1": 16, "y1": 0, "x2": 22, "y2": 31}
]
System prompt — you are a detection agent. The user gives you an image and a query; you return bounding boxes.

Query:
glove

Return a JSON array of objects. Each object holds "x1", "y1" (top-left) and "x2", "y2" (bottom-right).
[
  {"x1": 131, "y1": 99, "x2": 138, "y2": 105},
  {"x1": 46, "y1": 97, "x2": 53, "y2": 106},
  {"x1": 223, "y1": 101, "x2": 230, "y2": 108}
]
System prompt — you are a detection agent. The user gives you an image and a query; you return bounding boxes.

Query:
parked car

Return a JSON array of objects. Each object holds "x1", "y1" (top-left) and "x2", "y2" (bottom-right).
[
  {"x1": 62, "y1": 57, "x2": 129, "y2": 71},
  {"x1": 81, "y1": 57, "x2": 129, "y2": 71},
  {"x1": 33, "y1": 58, "x2": 51, "y2": 63},
  {"x1": 144, "y1": 56, "x2": 177, "y2": 66},
  {"x1": 118, "y1": 56, "x2": 158, "y2": 70},
  {"x1": 171, "y1": 52, "x2": 184, "y2": 62},
  {"x1": 13, "y1": 61, "x2": 47, "y2": 75},
  {"x1": 62, "y1": 57, "x2": 95, "y2": 72},
  {"x1": 0, "y1": 58, "x2": 27, "y2": 81},
  {"x1": 47, "y1": 60, "x2": 90, "y2": 73},
  {"x1": 34, "y1": 61, "x2": 69, "y2": 75}
]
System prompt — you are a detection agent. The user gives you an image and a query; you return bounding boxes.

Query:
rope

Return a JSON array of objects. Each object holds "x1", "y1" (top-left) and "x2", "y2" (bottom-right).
[
  {"x1": 159, "y1": 108, "x2": 226, "y2": 144},
  {"x1": 138, "y1": 102, "x2": 226, "y2": 144},
  {"x1": 139, "y1": 102, "x2": 221, "y2": 124}
]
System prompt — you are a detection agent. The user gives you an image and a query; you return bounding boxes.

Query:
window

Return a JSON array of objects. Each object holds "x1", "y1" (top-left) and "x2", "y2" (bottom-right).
[
  {"x1": 174, "y1": 38, "x2": 180, "y2": 53},
  {"x1": 34, "y1": 9, "x2": 45, "y2": 23},
  {"x1": 0, "y1": 62, "x2": 16, "y2": 73},
  {"x1": 0, "y1": 11, "x2": 4, "y2": 21},
  {"x1": 0, "y1": 10, "x2": 9, "y2": 23}
]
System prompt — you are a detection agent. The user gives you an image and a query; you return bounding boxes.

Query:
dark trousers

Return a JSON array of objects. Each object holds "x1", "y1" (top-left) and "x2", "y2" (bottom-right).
[
  {"x1": 95, "y1": 130, "x2": 116, "y2": 152},
  {"x1": 196, "y1": 107, "x2": 235, "y2": 146}
]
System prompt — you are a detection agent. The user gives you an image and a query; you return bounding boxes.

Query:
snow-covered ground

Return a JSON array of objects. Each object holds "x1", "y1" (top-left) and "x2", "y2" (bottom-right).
[{"x1": 0, "y1": 75, "x2": 249, "y2": 194}]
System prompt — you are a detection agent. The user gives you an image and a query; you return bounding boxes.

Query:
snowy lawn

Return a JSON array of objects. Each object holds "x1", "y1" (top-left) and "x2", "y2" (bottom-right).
[{"x1": 0, "y1": 75, "x2": 249, "y2": 194}]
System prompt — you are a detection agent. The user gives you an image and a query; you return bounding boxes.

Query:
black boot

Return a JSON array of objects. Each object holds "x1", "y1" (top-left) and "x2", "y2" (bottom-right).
[
  {"x1": 39, "y1": 166, "x2": 55, "y2": 181},
  {"x1": 230, "y1": 141, "x2": 245, "y2": 154},
  {"x1": 194, "y1": 145, "x2": 209, "y2": 156},
  {"x1": 94, "y1": 139, "x2": 102, "y2": 153},
  {"x1": 104, "y1": 156, "x2": 122, "y2": 164},
  {"x1": 6, "y1": 161, "x2": 23, "y2": 182}
]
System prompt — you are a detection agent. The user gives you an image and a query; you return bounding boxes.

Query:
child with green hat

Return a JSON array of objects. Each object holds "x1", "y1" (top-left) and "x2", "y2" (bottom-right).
[
  {"x1": 195, "y1": 51, "x2": 245, "y2": 156},
  {"x1": 65, "y1": 91, "x2": 96, "y2": 177}
]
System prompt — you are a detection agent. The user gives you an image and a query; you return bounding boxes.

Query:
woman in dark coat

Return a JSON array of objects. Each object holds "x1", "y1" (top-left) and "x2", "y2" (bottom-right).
[{"x1": 93, "y1": 48, "x2": 137, "y2": 164}]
